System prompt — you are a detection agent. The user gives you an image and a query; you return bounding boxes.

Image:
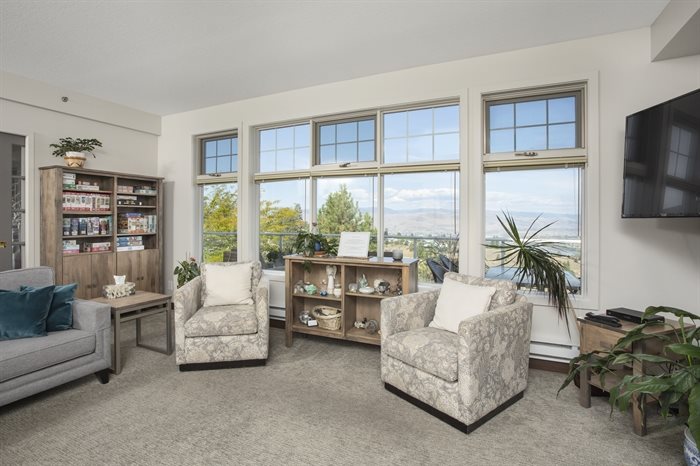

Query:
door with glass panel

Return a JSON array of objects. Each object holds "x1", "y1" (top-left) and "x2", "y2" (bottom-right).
[{"x1": 0, "y1": 133, "x2": 25, "y2": 272}]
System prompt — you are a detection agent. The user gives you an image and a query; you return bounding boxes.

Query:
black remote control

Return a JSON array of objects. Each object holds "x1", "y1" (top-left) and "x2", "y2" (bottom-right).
[{"x1": 585, "y1": 312, "x2": 622, "y2": 328}]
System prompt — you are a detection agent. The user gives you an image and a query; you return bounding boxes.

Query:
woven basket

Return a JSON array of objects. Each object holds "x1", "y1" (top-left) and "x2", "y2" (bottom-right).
[{"x1": 312, "y1": 305, "x2": 342, "y2": 331}]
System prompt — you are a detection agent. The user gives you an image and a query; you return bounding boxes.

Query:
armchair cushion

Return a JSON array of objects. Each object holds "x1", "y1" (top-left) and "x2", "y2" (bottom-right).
[
  {"x1": 429, "y1": 277, "x2": 495, "y2": 333},
  {"x1": 444, "y1": 272, "x2": 517, "y2": 310},
  {"x1": 184, "y1": 305, "x2": 257, "y2": 337},
  {"x1": 202, "y1": 262, "x2": 254, "y2": 307},
  {"x1": 384, "y1": 327, "x2": 459, "y2": 382}
]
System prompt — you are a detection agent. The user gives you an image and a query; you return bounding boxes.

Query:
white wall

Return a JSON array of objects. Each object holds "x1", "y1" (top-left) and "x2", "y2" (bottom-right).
[
  {"x1": 159, "y1": 28, "x2": 700, "y2": 358},
  {"x1": 0, "y1": 72, "x2": 160, "y2": 267}
]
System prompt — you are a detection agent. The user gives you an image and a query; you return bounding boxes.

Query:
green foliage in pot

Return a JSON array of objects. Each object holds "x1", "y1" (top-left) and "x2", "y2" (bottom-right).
[
  {"x1": 50, "y1": 137, "x2": 103, "y2": 157},
  {"x1": 173, "y1": 257, "x2": 201, "y2": 288},
  {"x1": 485, "y1": 211, "x2": 573, "y2": 324},
  {"x1": 559, "y1": 306, "x2": 700, "y2": 444},
  {"x1": 294, "y1": 230, "x2": 330, "y2": 257}
]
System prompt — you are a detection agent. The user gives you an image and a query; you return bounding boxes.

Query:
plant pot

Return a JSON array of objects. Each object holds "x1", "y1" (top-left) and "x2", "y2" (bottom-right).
[
  {"x1": 64, "y1": 151, "x2": 87, "y2": 168},
  {"x1": 685, "y1": 427, "x2": 699, "y2": 466}
]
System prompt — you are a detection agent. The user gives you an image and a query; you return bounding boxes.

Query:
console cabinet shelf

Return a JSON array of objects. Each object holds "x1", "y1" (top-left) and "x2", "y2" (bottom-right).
[
  {"x1": 284, "y1": 255, "x2": 418, "y2": 347},
  {"x1": 40, "y1": 166, "x2": 163, "y2": 299}
]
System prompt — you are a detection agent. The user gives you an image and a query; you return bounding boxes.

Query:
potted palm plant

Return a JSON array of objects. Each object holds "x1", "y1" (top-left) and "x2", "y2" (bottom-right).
[
  {"x1": 558, "y1": 306, "x2": 699, "y2": 463},
  {"x1": 485, "y1": 211, "x2": 574, "y2": 325},
  {"x1": 50, "y1": 137, "x2": 102, "y2": 167}
]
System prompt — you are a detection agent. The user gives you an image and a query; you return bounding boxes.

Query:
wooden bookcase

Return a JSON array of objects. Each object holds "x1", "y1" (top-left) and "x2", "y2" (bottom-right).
[
  {"x1": 284, "y1": 255, "x2": 418, "y2": 347},
  {"x1": 40, "y1": 166, "x2": 163, "y2": 299}
]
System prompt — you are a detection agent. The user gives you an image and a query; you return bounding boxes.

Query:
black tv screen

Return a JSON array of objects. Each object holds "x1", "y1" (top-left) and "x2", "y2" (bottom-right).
[{"x1": 622, "y1": 89, "x2": 700, "y2": 218}]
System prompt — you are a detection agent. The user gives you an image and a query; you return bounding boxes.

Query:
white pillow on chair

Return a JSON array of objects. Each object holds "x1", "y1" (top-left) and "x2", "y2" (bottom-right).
[
  {"x1": 429, "y1": 276, "x2": 496, "y2": 333},
  {"x1": 202, "y1": 262, "x2": 254, "y2": 307}
]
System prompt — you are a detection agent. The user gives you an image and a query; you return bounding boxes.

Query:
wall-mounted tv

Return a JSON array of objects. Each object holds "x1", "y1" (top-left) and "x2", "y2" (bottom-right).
[{"x1": 622, "y1": 89, "x2": 700, "y2": 218}]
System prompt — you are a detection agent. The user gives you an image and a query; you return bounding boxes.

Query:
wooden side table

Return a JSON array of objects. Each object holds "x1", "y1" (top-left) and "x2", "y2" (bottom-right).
[
  {"x1": 93, "y1": 291, "x2": 173, "y2": 375},
  {"x1": 577, "y1": 316, "x2": 692, "y2": 436}
]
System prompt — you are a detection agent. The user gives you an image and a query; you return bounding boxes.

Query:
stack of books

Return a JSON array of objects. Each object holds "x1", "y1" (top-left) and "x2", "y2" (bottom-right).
[
  {"x1": 62, "y1": 193, "x2": 111, "y2": 211},
  {"x1": 82, "y1": 241, "x2": 111, "y2": 253},
  {"x1": 117, "y1": 235, "x2": 144, "y2": 252},
  {"x1": 117, "y1": 213, "x2": 157, "y2": 234},
  {"x1": 62, "y1": 240, "x2": 80, "y2": 255},
  {"x1": 63, "y1": 217, "x2": 111, "y2": 236},
  {"x1": 63, "y1": 173, "x2": 76, "y2": 189},
  {"x1": 117, "y1": 195, "x2": 140, "y2": 206}
]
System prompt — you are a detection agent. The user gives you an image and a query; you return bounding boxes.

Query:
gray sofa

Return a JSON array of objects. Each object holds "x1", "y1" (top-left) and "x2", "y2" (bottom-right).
[{"x1": 0, "y1": 267, "x2": 112, "y2": 407}]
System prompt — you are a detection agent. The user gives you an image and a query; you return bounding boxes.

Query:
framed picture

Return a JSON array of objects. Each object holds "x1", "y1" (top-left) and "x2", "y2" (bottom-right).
[{"x1": 337, "y1": 232, "x2": 371, "y2": 258}]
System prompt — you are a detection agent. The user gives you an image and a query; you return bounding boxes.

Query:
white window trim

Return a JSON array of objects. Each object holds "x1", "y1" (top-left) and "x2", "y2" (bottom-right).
[{"x1": 467, "y1": 72, "x2": 600, "y2": 312}]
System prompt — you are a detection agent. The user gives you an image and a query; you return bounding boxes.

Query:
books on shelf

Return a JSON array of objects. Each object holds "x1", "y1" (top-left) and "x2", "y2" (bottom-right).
[
  {"x1": 117, "y1": 185, "x2": 156, "y2": 195},
  {"x1": 62, "y1": 173, "x2": 76, "y2": 189},
  {"x1": 63, "y1": 217, "x2": 111, "y2": 236},
  {"x1": 62, "y1": 240, "x2": 80, "y2": 254},
  {"x1": 62, "y1": 192, "x2": 111, "y2": 211},
  {"x1": 117, "y1": 213, "x2": 156, "y2": 234},
  {"x1": 82, "y1": 241, "x2": 111, "y2": 253},
  {"x1": 116, "y1": 245, "x2": 145, "y2": 252},
  {"x1": 116, "y1": 194, "x2": 145, "y2": 206}
]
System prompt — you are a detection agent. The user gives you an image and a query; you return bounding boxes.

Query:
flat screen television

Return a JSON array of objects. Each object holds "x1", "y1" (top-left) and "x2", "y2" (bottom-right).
[{"x1": 622, "y1": 88, "x2": 700, "y2": 218}]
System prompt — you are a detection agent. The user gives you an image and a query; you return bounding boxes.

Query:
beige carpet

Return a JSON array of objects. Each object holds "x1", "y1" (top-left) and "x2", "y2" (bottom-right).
[{"x1": 0, "y1": 315, "x2": 686, "y2": 465}]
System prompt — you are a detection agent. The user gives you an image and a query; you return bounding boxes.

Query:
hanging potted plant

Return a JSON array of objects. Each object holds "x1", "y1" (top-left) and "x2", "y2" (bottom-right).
[{"x1": 50, "y1": 137, "x2": 102, "y2": 168}]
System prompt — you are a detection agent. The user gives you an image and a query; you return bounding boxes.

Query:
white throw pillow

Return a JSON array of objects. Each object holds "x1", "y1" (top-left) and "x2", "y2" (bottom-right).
[
  {"x1": 203, "y1": 262, "x2": 254, "y2": 307},
  {"x1": 429, "y1": 277, "x2": 496, "y2": 333}
]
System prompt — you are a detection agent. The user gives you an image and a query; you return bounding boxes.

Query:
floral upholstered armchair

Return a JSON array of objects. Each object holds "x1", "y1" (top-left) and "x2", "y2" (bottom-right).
[
  {"x1": 381, "y1": 272, "x2": 532, "y2": 433},
  {"x1": 173, "y1": 261, "x2": 269, "y2": 371}
]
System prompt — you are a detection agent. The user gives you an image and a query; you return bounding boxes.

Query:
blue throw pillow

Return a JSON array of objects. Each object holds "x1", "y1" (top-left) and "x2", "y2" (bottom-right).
[
  {"x1": 21, "y1": 283, "x2": 77, "y2": 331},
  {"x1": 0, "y1": 286, "x2": 55, "y2": 341}
]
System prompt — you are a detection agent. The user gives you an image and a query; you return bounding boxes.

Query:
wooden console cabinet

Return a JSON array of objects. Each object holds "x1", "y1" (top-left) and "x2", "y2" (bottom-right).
[
  {"x1": 40, "y1": 166, "x2": 163, "y2": 299},
  {"x1": 284, "y1": 255, "x2": 418, "y2": 347}
]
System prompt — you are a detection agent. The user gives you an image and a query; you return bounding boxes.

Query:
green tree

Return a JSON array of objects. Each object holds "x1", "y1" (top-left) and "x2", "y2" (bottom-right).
[
  {"x1": 202, "y1": 184, "x2": 237, "y2": 262},
  {"x1": 259, "y1": 200, "x2": 306, "y2": 266},
  {"x1": 317, "y1": 184, "x2": 374, "y2": 233}
]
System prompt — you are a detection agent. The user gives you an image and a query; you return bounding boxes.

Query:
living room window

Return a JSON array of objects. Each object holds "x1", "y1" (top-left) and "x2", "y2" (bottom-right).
[
  {"x1": 254, "y1": 100, "x2": 460, "y2": 282},
  {"x1": 482, "y1": 82, "x2": 587, "y2": 296},
  {"x1": 259, "y1": 123, "x2": 310, "y2": 172},
  {"x1": 196, "y1": 131, "x2": 239, "y2": 263}
]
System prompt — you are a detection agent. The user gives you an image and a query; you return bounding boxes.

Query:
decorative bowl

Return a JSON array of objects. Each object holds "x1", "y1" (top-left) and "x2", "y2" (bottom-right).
[{"x1": 359, "y1": 286, "x2": 375, "y2": 294}]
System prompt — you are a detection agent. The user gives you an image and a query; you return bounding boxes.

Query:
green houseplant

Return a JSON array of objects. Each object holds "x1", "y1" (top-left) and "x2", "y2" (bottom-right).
[
  {"x1": 294, "y1": 229, "x2": 330, "y2": 257},
  {"x1": 173, "y1": 257, "x2": 201, "y2": 288},
  {"x1": 558, "y1": 306, "x2": 700, "y2": 449},
  {"x1": 50, "y1": 137, "x2": 102, "y2": 168},
  {"x1": 485, "y1": 211, "x2": 574, "y2": 325}
]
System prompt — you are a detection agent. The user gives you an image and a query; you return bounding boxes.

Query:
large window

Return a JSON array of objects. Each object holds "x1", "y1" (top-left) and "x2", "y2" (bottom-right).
[
  {"x1": 255, "y1": 101, "x2": 460, "y2": 282},
  {"x1": 197, "y1": 131, "x2": 239, "y2": 263},
  {"x1": 482, "y1": 82, "x2": 587, "y2": 295}
]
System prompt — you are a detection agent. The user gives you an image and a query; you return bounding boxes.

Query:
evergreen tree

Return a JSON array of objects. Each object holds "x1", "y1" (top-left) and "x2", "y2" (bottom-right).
[{"x1": 317, "y1": 184, "x2": 374, "y2": 233}]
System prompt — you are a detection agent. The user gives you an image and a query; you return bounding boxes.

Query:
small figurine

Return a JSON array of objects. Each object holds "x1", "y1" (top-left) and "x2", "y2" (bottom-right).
[{"x1": 358, "y1": 273, "x2": 368, "y2": 289}]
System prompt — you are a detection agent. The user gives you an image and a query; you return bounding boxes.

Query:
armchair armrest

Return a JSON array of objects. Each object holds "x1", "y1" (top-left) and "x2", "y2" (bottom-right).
[
  {"x1": 380, "y1": 289, "x2": 440, "y2": 345},
  {"x1": 174, "y1": 276, "x2": 202, "y2": 330},
  {"x1": 72, "y1": 299, "x2": 111, "y2": 332},
  {"x1": 457, "y1": 296, "x2": 532, "y2": 424}
]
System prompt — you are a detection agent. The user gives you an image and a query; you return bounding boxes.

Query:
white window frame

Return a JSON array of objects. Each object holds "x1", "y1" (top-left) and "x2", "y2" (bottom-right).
[
  {"x1": 468, "y1": 74, "x2": 600, "y2": 314},
  {"x1": 194, "y1": 130, "x2": 239, "y2": 262},
  {"x1": 252, "y1": 99, "x2": 461, "y2": 279}
]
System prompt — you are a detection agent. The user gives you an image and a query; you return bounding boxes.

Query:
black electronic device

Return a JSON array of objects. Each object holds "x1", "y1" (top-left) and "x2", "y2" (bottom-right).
[
  {"x1": 622, "y1": 88, "x2": 700, "y2": 218},
  {"x1": 584, "y1": 312, "x2": 622, "y2": 328},
  {"x1": 606, "y1": 307, "x2": 665, "y2": 324}
]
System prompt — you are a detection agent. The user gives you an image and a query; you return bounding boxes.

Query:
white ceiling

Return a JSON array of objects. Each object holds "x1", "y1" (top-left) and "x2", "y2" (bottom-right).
[{"x1": 0, "y1": 0, "x2": 670, "y2": 116}]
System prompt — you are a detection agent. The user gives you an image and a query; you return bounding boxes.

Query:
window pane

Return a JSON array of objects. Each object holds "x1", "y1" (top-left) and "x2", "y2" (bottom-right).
[
  {"x1": 548, "y1": 97, "x2": 576, "y2": 123},
  {"x1": 217, "y1": 156, "x2": 231, "y2": 173},
  {"x1": 384, "y1": 138, "x2": 406, "y2": 163},
  {"x1": 320, "y1": 125, "x2": 336, "y2": 145},
  {"x1": 320, "y1": 145, "x2": 335, "y2": 164},
  {"x1": 548, "y1": 123, "x2": 576, "y2": 149},
  {"x1": 384, "y1": 112, "x2": 407, "y2": 138},
  {"x1": 260, "y1": 129, "x2": 276, "y2": 151},
  {"x1": 258, "y1": 123, "x2": 309, "y2": 173},
  {"x1": 434, "y1": 133, "x2": 459, "y2": 160},
  {"x1": 407, "y1": 135, "x2": 432, "y2": 162},
  {"x1": 277, "y1": 127, "x2": 294, "y2": 149},
  {"x1": 484, "y1": 167, "x2": 581, "y2": 294},
  {"x1": 358, "y1": 141, "x2": 374, "y2": 161},
  {"x1": 358, "y1": 120, "x2": 374, "y2": 141},
  {"x1": 217, "y1": 139, "x2": 231, "y2": 156},
  {"x1": 202, "y1": 183, "x2": 237, "y2": 263},
  {"x1": 490, "y1": 129, "x2": 514, "y2": 153},
  {"x1": 434, "y1": 105, "x2": 459, "y2": 133},
  {"x1": 384, "y1": 172, "x2": 459, "y2": 284},
  {"x1": 205, "y1": 140, "x2": 217, "y2": 158},
  {"x1": 259, "y1": 179, "x2": 309, "y2": 270},
  {"x1": 515, "y1": 100, "x2": 546, "y2": 126},
  {"x1": 337, "y1": 142, "x2": 357, "y2": 162},
  {"x1": 515, "y1": 126, "x2": 547, "y2": 151},
  {"x1": 489, "y1": 103, "x2": 513, "y2": 130},
  {"x1": 337, "y1": 122, "x2": 357, "y2": 143},
  {"x1": 205, "y1": 158, "x2": 217, "y2": 174},
  {"x1": 232, "y1": 138, "x2": 238, "y2": 155},
  {"x1": 408, "y1": 108, "x2": 432, "y2": 136}
]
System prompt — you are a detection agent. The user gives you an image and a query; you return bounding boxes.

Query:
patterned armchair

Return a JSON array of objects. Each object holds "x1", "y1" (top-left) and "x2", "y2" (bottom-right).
[
  {"x1": 381, "y1": 272, "x2": 532, "y2": 433},
  {"x1": 173, "y1": 261, "x2": 269, "y2": 371}
]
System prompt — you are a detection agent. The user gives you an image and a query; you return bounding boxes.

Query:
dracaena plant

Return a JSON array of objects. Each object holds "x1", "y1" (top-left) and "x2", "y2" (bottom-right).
[
  {"x1": 485, "y1": 211, "x2": 574, "y2": 326},
  {"x1": 173, "y1": 257, "x2": 200, "y2": 288},
  {"x1": 558, "y1": 306, "x2": 700, "y2": 444}
]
